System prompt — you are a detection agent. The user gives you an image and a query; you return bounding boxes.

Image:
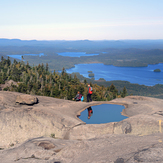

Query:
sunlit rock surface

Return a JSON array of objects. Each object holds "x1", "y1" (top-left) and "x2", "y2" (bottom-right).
[{"x1": 0, "y1": 91, "x2": 163, "y2": 163}]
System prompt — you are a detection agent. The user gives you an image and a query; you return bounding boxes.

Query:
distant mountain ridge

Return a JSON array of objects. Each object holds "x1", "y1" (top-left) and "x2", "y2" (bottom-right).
[{"x1": 0, "y1": 38, "x2": 163, "y2": 49}]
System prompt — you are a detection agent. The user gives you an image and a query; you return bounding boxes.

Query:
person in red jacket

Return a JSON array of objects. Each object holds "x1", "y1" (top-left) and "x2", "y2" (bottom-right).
[
  {"x1": 87, "y1": 106, "x2": 93, "y2": 119},
  {"x1": 87, "y1": 84, "x2": 93, "y2": 102}
]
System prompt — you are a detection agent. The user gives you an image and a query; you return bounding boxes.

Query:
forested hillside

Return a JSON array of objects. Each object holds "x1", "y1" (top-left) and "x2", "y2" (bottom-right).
[
  {"x1": 71, "y1": 72, "x2": 163, "y2": 99},
  {"x1": 0, "y1": 57, "x2": 127, "y2": 101},
  {"x1": 0, "y1": 39, "x2": 163, "y2": 71}
]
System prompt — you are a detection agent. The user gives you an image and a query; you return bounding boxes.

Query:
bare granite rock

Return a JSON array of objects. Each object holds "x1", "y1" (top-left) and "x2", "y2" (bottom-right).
[
  {"x1": 0, "y1": 133, "x2": 163, "y2": 163},
  {"x1": 0, "y1": 92, "x2": 163, "y2": 162},
  {"x1": 0, "y1": 80, "x2": 18, "y2": 90},
  {"x1": 15, "y1": 94, "x2": 38, "y2": 105}
]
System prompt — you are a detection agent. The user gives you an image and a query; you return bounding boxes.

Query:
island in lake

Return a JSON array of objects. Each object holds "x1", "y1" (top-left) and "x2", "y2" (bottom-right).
[
  {"x1": 88, "y1": 73, "x2": 94, "y2": 77},
  {"x1": 154, "y1": 69, "x2": 161, "y2": 72}
]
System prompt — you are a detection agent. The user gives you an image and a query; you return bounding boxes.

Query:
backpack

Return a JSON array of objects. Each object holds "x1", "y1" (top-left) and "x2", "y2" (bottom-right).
[{"x1": 81, "y1": 96, "x2": 84, "y2": 102}]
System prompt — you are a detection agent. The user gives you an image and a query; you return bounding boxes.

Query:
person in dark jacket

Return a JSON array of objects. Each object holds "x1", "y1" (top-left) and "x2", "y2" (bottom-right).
[
  {"x1": 87, "y1": 84, "x2": 92, "y2": 102},
  {"x1": 73, "y1": 91, "x2": 82, "y2": 101}
]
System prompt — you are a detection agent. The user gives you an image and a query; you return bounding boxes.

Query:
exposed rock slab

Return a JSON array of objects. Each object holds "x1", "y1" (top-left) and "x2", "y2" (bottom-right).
[
  {"x1": 15, "y1": 94, "x2": 38, "y2": 105},
  {"x1": 1, "y1": 92, "x2": 163, "y2": 162},
  {"x1": 0, "y1": 91, "x2": 96, "y2": 148},
  {"x1": 1, "y1": 92, "x2": 163, "y2": 147},
  {"x1": 0, "y1": 133, "x2": 163, "y2": 163}
]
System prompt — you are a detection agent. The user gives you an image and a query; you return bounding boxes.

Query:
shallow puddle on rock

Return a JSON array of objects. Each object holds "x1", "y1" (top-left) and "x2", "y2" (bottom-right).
[{"x1": 79, "y1": 104, "x2": 128, "y2": 124}]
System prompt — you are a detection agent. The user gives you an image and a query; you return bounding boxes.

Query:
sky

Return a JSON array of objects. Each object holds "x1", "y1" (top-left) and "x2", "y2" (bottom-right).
[{"x1": 0, "y1": 0, "x2": 163, "y2": 40}]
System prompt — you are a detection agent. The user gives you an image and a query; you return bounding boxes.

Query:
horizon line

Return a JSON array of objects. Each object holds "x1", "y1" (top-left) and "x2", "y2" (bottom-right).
[{"x1": 0, "y1": 38, "x2": 163, "y2": 42}]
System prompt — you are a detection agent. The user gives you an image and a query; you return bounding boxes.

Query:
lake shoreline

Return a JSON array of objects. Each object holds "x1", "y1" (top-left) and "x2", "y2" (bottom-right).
[{"x1": 66, "y1": 62, "x2": 163, "y2": 86}]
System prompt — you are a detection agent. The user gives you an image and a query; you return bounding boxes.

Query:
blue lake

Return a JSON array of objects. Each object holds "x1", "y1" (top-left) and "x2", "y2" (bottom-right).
[
  {"x1": 66, "y1": 63, "x2": 163, "y2": 86},
  {"x1": 57, "y1": 52, "x2": 99, "y2": 57},
  {"x1": 7, "y1": 53, "x2": 44, "y2": 60},
  {"x1": 79, "y1": 104, "x2": 127, "y2": 124},
  {"x1": 7, "y1": 52, "x2": 163, "y2": 86}
]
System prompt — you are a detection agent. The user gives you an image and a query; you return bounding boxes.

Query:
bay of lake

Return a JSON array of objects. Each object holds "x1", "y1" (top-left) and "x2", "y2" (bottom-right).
[
  {"x1": 66, "y1": 63, "x2": 163, "y2": 86},
  {"x1": 7, "y1": 53, "x2": 44, "y2": 60},
  {"x1": 7, "y1": 52, "x2": 163, "y2": 86}
]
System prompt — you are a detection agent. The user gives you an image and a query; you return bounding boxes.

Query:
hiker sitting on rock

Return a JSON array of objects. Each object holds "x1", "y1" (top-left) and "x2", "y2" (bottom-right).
[{"x1": 73, "y1": 91, "x2": 82, "y2": 101}]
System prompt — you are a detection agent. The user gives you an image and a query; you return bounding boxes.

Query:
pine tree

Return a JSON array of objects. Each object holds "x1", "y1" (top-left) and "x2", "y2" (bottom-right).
[{"x1": 121, "y1": 86, "x2": 127, "y2": 98}]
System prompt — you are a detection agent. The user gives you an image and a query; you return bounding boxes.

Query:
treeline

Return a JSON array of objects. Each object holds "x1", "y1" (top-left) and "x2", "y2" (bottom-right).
[
  {"x1": 71, "y1": 71, "x2": 163, "y2": 99},
  {"x1": 1, "y1": 46, "x2": 163, "y2": 72},
  {"x1": 0, "y1": 57, "x2": 127, "y2": 101},
  {"x1": 18, "y1": 48, "x2": 163, "y2": 71},
  {"x1": 94, "y1": 80, "x2": 163, "y2": 99}
]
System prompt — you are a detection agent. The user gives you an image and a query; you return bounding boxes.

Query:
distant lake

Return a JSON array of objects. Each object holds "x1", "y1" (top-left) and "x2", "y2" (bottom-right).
[
  {"x1": 66, "y1": 63, "x2": 163, "y2": 86},
  {"x1": 79, "y1": 104, "x2": 127, "y2": 124},
  {"x1": 57, "y1": 52, "x2": 99, "y2": 57},
  {"x1": 7, "y1": 53, "x2": 44, "y2": 60}
]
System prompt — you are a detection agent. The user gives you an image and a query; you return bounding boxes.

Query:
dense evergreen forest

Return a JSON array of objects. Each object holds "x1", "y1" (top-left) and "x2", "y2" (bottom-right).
[
  {"x1": 0, "y1": 57, "x2": 127, "y2": 101},
  {"x1": 71, "y1": 72, "x2": 163, "y2": 99}
]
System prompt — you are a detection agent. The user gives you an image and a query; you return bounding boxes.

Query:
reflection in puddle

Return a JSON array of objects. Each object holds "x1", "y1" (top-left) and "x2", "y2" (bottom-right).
[
  {"x1": 79, "y1": 104, "x2": 127, "y2": 124},
  {"x1": 87, "y1": 107, "x2": 93, "y2": 119}
]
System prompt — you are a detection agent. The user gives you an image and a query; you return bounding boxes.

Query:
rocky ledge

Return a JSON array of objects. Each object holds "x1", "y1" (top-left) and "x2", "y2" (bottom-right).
[{"x1": 0, "y1": 91, "x2": 163, "y2": 163}]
